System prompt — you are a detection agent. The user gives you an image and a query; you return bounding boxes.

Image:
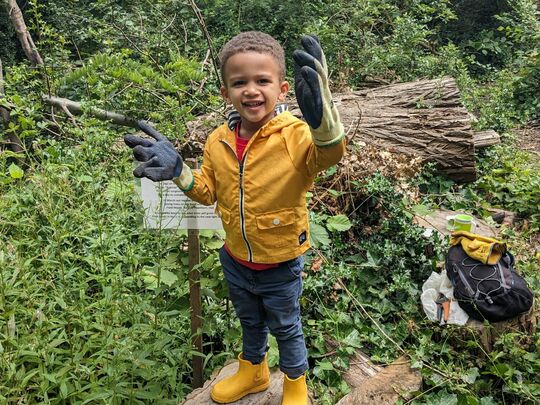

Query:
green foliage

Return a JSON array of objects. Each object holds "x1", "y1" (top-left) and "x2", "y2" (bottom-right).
[
  {"x1": 59, "y1": 51, "x2": 206, "y2": 133},
  {"x1": 0, "y1": 122, "x2": 234, "y2": 402},
  {"x1": 304, "y1": 0, "x2": 462, "y2": 85},
  {"x1": 0, "y1": 5, "x2": 21, "y2": 65},
  {"x1": 201, "y1": 0, "x2": 321, "y2": 59},
  {"x1": 2, "y1": 0, "x2": 539, "y2": 403},
  {"x1": 303, "y1": 173, "x2": 447, "y2": 402},
  {"x1": 475, "y1": 144, "x2": 540, "y2": 231}
]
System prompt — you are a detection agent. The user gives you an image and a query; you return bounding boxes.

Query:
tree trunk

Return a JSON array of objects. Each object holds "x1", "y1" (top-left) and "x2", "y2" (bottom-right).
[
  {"x1": 335, "y1": 356, "x2": 421, "y2": 405},
  {"x1": 473, "y1": 129, "x2": 500, "y2": 148},
  {"x1": 4, "y1": 0, "x2": 44, "y2": 66},
  {"x1": 293, "y1": 77, "x2": 477, "y2": 182},
  {"x1": 180, "y1": 362, "x2": 314, "y2": 404}
]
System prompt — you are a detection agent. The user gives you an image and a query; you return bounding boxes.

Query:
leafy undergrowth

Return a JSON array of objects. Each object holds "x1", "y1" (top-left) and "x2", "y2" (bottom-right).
[
  {"x1": 0, "y1": 125, "x2": 237, "y2": 403},
  {"x1": 302, "y1": 143, "x2": 540, "y2": 404},
  {"x1": 1, "y1": 122, "x2": 539, "y2": 404},
  {"x1": 1, "y1": 0, "x2": 539, "y2": 402}
]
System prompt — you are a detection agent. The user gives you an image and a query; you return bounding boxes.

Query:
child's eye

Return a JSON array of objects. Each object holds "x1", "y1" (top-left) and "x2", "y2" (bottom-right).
[
  {"x1": 232, "y1": 81, "x2": 245, "y2": 87},
  {"x1": 258, "y1": 78, "x2": 271, "y2": 84}
]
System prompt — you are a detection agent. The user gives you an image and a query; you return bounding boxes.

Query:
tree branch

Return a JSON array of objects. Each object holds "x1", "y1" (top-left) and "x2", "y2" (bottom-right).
[
  {"x1": 42, "y1": 95, "x2": 139, "y2": 128},
  {"x1": 4, "y1": 0, "x2": 44, "y2": 66},
  {"x1": 187, "y1": 0, "x2": 221, "y2": 88}
]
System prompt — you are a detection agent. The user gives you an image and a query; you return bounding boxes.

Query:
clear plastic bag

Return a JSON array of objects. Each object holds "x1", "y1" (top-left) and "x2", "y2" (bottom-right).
[{"x1": 421, "y1": 270, "x2": 469, "y2": 325}]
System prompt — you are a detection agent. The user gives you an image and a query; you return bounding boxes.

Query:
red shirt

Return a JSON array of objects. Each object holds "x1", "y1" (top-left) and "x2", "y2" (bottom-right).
[{"x1": 223, "y1": 123, "x2": 278, "y2": 271}]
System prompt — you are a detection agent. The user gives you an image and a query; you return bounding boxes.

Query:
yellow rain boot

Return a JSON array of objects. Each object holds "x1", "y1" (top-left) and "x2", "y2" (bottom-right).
[
  {"x1": 282, "y1": 374, "x2": 308, "y2": 405},
  {"x1": 210, "y1": 353, "x2": 270, "y2": 403}
]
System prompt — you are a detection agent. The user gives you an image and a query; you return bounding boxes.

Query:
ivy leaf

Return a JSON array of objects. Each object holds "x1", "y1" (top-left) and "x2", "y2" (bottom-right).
[
  {"x1": 422, "y1": 390, "x2": 458, "y2": 405},
  {"x1": 326, "y1": 214, "x2": 352, "y2": 232},
  {"x1": 8, "y1": 163, "x2": 24, "y2": 179},
  {"x1": 343, "y1": 329, "x2": 362, "y2": 348},
  {"x1": 158, "y1": 269, "x2": 179, "y2": 287},
  {"x1": 462, "y1": 367, "x2": 479, "y2": 384},
  {"x1": 205, "y1": 238, "x2": 224, "y2": 250},
  {"x1": 267, "y1": 335, "x2": 279, "y2": 368},
  {"x1": 412, "y1": 204, "x2": 431, "y2": 216},
  {"x1": 309, "y1": 222, "x2": 330, "y2": 248}
]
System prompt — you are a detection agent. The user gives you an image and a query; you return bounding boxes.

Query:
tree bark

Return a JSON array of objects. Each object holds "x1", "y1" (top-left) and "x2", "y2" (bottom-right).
[
  {"x1": 4, "y1": 0, "x2": 44, "y2": 66},
  {"x1": 473, "y1": 129, "x2": 500, "y2": 148},
  {"x1": 181, "y1": 362, "x2": 314, "y2": 404},
  {"x1": 0, "y1": 58, "x2": 24, "y2": 154},
  {"x1": 335, "y1": 357, "x2": 421, "y2": 405}
]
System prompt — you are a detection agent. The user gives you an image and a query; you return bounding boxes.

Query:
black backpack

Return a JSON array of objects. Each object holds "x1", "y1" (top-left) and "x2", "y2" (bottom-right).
[{"x1": 445, "y1": 245, "x2": 534, "y2": 322}]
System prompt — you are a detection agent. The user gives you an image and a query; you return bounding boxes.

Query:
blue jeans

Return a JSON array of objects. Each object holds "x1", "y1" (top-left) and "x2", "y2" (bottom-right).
[{"x1": 219, "y1": 247, "x2": 308, "y2": 378}]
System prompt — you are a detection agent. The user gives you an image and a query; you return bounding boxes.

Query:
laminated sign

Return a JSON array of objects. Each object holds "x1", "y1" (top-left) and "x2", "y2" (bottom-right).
[{"x1": 140, "y1": 178, "x2": 223, "y2": 230}]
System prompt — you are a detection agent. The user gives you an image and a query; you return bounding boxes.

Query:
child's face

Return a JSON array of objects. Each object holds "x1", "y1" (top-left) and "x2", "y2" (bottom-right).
[{"x1": 221, "y1": 52, "x2": 288, "y2": 132}]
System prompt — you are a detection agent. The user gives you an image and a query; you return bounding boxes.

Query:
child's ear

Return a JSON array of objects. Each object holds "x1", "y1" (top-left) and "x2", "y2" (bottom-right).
[
  {"x1": 278, "y1": 81, "x2": 289, "y2": 101},
  {"x1": 220, "y1": 86, "x2": 231, "y2": 104}
]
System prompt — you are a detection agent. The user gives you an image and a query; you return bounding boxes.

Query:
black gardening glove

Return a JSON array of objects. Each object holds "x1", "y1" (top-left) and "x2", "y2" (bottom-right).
[
  {"x1": 124, "y1": 121, "x2": 183, "y2": 182},
  {"x1": 293, "y1": 35, "x2": 344, "y2": 146}
]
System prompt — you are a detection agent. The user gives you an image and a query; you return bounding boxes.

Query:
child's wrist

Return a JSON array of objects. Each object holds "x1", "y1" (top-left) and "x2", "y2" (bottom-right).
[{"x1": 173, "y1": 163, "x2": 194, "y2": 191}]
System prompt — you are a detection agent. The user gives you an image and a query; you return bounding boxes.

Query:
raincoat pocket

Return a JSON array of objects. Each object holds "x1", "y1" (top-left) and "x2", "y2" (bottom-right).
[{"x1": 256, "y1": 208, "x2": 298, "y2": 247}]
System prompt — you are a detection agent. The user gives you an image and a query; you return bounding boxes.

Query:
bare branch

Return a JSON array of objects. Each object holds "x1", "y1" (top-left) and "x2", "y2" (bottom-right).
[
  {"x1": 42, "y1": 95, "x2": 139, "y2": 128},
  {"x1": 187, "y1": 0, "x2": 221, "y2": 88}
]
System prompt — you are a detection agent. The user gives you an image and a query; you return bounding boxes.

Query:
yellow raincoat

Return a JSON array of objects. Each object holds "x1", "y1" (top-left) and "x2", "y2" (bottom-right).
[{"x1": 181, "y1": 111, "x2": 345, "y2": 263}]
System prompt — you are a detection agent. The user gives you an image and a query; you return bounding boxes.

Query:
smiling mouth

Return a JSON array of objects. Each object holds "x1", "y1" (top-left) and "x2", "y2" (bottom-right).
[{"x1": 243, "y1": 101, "x2": 264, "y2": 108}]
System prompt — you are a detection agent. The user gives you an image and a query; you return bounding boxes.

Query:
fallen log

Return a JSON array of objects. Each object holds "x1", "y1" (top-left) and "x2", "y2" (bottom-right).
[
  {"x1": 186, "y1": 77, "x2": 489, "y2": 183},
  {"x1": 335, "y1": 356, "x2": 421, "y2": 405},
  {"x1": 473, "y1": 129, "x2": 501, "y2": 148},
  {"x1": 311, "y1": 77, "x2": 477, "y2": 182},
  {"x1": 413, "y1": 209, "x2": 499, "y2": 238},
  {"x1": 462, "y1": 304, "x2": 537, "y2": 353}
]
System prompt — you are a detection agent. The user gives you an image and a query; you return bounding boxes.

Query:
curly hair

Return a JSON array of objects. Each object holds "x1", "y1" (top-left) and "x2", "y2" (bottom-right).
[{"x1": 219, "y1": 31, "x2": 286, "y2": 83}]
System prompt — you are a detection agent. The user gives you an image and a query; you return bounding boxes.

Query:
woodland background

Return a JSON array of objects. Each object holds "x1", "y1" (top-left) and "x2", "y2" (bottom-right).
[{"x1": 0, "y1": 0, "x2": 539, "y2": 403}]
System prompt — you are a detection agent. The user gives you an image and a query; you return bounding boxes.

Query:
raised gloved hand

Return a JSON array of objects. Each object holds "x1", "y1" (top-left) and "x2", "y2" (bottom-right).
[
  {"x1": 124, "y1": 121, "x2": 183, "y2": 182},
  {"x1": 293, "y1": 35, "x2": 344, "y2": 147}
]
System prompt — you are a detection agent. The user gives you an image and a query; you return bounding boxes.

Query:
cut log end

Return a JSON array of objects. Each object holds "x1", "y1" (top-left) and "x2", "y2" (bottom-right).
[{"x1": 180, "y1": 363, "x2": 315, "y2": 405}]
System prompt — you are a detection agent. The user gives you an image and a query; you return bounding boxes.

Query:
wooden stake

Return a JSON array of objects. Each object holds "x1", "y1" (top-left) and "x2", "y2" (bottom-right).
[{"x1": 187, "y1": 161, "x2": 203, "y2": 389}]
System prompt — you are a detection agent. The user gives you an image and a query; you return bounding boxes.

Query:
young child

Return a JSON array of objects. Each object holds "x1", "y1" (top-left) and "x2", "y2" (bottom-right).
[{"x1": 125, "y1": 31, "x2": 345, "y2": 404}]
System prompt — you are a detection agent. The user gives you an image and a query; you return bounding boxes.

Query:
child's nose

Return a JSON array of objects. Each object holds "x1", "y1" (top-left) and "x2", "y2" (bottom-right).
[{"x1": 243, "y1": 82, "x2": 259, "y2": 95}]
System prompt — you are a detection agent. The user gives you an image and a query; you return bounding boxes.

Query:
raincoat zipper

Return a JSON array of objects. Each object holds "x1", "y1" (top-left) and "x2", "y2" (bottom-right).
[{"x1": 220, "y1": 139, "x2": 253, "y2": 261}]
